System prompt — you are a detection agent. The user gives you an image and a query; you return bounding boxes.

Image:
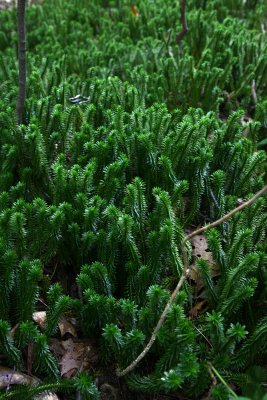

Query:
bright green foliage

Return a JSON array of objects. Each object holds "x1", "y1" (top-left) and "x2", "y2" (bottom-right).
[{"x1": 0, "y1": 0, "x2": 266, "y2": 399}]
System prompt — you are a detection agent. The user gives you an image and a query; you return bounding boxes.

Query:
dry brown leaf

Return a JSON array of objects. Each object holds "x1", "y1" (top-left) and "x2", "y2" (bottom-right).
[
  {"x1": 50, "y1": 338, "x2": 93, "y2": 378},
  {"x1": 191, "y1": 234, "x2": 214, "y2": 263},
  {"x1": 32, "y1": 311, "x2": 47, "y2": 331},
  {"x1": 58, "y1": 316, "x2": 77, "y2": 338},
  {"x1": 33, "y1": 312, "x2": 77, "y2": 338},
  {"x1": 49, "y1": 338, "x2": 65, "y2": 357},
  {"x1": 189, "y1": 300, "x2": 208, "y2": 319},
  {"x1": 189, "y1": 234, "x2": 219, "y2": 288},
  {"x1": 130, "y1": 5, "x2": 139, "y2": 17},
  {"x1": 0, "y1": 366, "x2": 38, "y2": 388},
  {"x1": 0, "y1": 366, "x2": 59, "y2": 400},
  {"x1": 60, "y1": 339, "x2": 91, "y2": 377}
]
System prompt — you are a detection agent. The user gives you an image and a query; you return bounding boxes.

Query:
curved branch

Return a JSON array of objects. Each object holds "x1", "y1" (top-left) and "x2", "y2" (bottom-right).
[
  {"x1": 116, "y1": 184, "x2": 267, "y2": 377},
  {"x1": 176, "y1": 0, "x2": 188, "y2": 44}
]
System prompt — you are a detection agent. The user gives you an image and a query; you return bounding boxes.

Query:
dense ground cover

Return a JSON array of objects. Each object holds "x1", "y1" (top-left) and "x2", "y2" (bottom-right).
[{"x1": 0, "y1": 0, "x2": 267, "y2": 398}]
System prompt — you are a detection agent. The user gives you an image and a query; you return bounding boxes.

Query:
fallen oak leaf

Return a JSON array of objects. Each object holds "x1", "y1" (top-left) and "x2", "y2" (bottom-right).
[
  {"x1": 50, "y1": 338, "x2": 97, "y2": 378},
  {"x1": 60, "y1": 339, "x2": 91, "y2": 378}
]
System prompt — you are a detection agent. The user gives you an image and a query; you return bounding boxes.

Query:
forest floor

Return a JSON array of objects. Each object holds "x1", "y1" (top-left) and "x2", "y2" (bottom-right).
[{"x1": 0, "y1": 0, "x2": 267, "y2": 400}]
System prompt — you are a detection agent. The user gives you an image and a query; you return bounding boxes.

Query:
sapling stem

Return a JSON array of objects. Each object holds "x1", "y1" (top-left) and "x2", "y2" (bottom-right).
[{"x1": 16, "y1": 0, "x2": 27, "y2": 125}]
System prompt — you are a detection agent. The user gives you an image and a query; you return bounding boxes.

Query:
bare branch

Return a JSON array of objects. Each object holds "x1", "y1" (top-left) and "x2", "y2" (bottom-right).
[
  {"x1": 251, "y1": 79, "x2": 257, "y2": 104},
  {"x1": 116, "y1": 184, "x2": 267, "y2": 377},
  {"x1": 176, "y1": 0, "x2": 188, "y2": 44},
  {"x1": 206, "y1": 362, "x2": 217, "y2": 400},
  {"x1": 116, "y1": 273, "x2": 187, "y2": 377},
  {"x1": 184, "y1": 184, "x2": 267, "y2": 243},
  {"x1": 16, "y1": 0, "x2": 27, "y2": 124}
]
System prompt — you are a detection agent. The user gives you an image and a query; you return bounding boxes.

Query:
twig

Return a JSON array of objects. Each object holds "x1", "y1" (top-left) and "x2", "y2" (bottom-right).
[
  {"x1": 209, "y1": 189, "x2": 220, "y2": 211},
  {"x1": 206, "y1": 362, "x2": 217, "y2": 400},
  {"x1": 76, "y1": 391, "x2": 82, "y2": 400},
  {"x1": 208, "y1": 363, "x2": 238, "y2": 398},
  {"x1": 184, "y1": 184, "x2": 267, "y2": 242},
  {"x1": 16, "y1": 0, "x2": 27, "y2": 124},
  {"x1": 116, "y1": 184, "x2": 267, "y2": 377},
  {"x1": 116, "y1": 272, "x2": 187, "y2": 376},
  {"x1": 6, "y1": 366, "x2": 16, "y2": 391},
  {"x1": 251, "y1": 79, "x2": 257, "y2": 104},
  {"x1": 176, "y1": 0, "x2": 188, "y2": 44},
  {"x1": 192, "y1": 324, "x2": 212, "y2": 348}
]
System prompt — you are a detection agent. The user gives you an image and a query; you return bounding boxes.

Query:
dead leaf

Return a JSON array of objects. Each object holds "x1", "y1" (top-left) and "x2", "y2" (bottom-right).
[
  {"x1": 49, "y1": 338, "x2": 65, "y2": 357},
  {"x1": 32, "y1": 311, "x2": 47, "y2": 331},
  {"x1": 58, "y1": 316, "x2": 77, "y2": 338},
  {"x1": 191, "y1": 234, "x2": 213, "y2": 263},
  {"x1": 189, "y1": 300, "x2": 208, "y2": 319},
  {"x1": 33, "y1": 312, "x2": 77, "y2": 338},
  {"x1": 0, "y1": 366, "x2": 37, "y2": 388},
  {"x1": 130, "y1": 5, "x2": 138, "y2": 17},
  {"x1": 50, "y1": 338, "x2": 95, "y2": 378},
  {"x1": 189, "y1": 234, "x2": 219, "y2": 288},
  {"x1": 60, "y1": 339, "x2": 90, "y2": 377},
  {"x1": 0, "y1": 366, "x2": 59, "y2": 399}
]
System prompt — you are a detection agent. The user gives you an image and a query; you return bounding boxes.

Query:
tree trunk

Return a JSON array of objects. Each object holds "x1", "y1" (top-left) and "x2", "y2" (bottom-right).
[{"x1": 16, "y1": 0, "x2": 27, "y2": 125}]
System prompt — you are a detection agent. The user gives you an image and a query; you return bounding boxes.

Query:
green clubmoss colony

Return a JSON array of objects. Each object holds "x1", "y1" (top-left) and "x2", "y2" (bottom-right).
[{"x1": 0, "y1": 0, "x2": 267, "y2": 399}]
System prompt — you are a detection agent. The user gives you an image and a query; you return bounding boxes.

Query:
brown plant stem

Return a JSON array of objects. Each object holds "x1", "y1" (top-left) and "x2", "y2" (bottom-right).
[
  {"x1": 176, "y1": 0, "x2": 188, "y2": 44},
  {"x1": 16, "y1": 0, "x2": 27, "y2": 125},
  {"x1": 206, "y1": 362, "x2": 217, "y2": 400},
  {"x1": 251, "y1": 79, "x2": 257, "y2": 104},
  {"x1": 116, "y1": 184, "x2": 267, "y2": 377}
]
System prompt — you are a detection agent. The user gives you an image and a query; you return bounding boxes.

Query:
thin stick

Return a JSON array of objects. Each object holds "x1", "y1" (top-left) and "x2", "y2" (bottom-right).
[
  {"x1": 209, "y1": 363, "x2": 238, "y2": 398},
  {"x1": 116, "y1": 184, "x2": 267, "y2": 377},
  {"x1": 206, "y1": 362, "x2": 217, "y2": 400},
  {"x1": 184, "y1": 184, "x2": 267, "y2": 244},
  {"x1": 251, "y1": 79, "x2": 257, "y2": 104},
  {"x1": 176, "y1": 0, "x2": 188, "y2": 44},
  {"x1": 16, "y1": 0, "x2": 27, "y2": 124},
  {"x1": 116, "y1": 273, "x2": 187, "y2": 376},
  {"x1": 193, "y1": 324, "x2": 212, "y2": 348}
]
